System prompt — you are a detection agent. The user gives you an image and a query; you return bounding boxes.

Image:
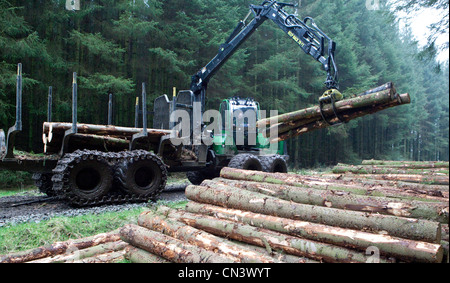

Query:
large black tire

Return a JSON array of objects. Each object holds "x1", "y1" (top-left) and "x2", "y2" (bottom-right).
[
  {"x1": 260, "y1": 155, "x2": 288, "y2": 173},
  {"x1": 116, "y1": 150, "x2": 167, "y2": 198},
  {"x1": 32, "y1": 173, "x2": 55, "y2": 196},
  {"x1": 228, "y1": 154, "x2": 263, "y2": 171},
  {"x1": 186, "y1": 171, "x2": 206, "y2": 185},
  {"x1": 67, "y1": 158, "x2": 113, "y2": 200}
]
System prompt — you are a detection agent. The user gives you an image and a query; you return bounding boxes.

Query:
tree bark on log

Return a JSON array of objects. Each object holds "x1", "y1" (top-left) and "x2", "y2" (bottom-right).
[
  {"x1": 220, "y1": 167, "x2": 449, "y2": 200},
  {"x1": 124, "y1": 245, "x2": 171, "y2": 263},
  {"x1": 0, "y1": 230, "x2": 121, "y2": 263},
  {"x1": 71, "y1": 251, "x2": 125, "y2": 263},
  {"x1": 184, "y1": 202, "x2": 443, "y2": 263},
  {"x1": 43, "y1": 122, "x2": 172, "y2": 139},
  {"x1": 155, "y1": 206, "x2": 391, "y2": 263},
  {"x1": 362, "y1": 160, "x2": 449, "y2": 168},
  {"x1": 119, "y1": 224, "x2": 234, "y2": 263},
  {"x1": 331, "y1": 172, "x2": 449, "y2": 185},
  {"x1": 322, "y1": 174, "x2": 449, "y2": 197},
  {"x1": 332, "y1": 164, "x2": 449, "y2": 175},
  {"x1": 44, "y1": 133, "x2": 131, "y2": 153},
  {"x1": 267, "y1": 93, "x2": 410, "y2": 143},
  {"x1": 138, "y1": 211, "x2": 285, "y2": 263},
  {"x1": 28, "y1": 240, "x2": 127, "y2": 263},
  {"x1": 257, "y1": 85, "x2": 396, "y2": 128},
  {"x1": 185, "y1": 183, "x2": 441, "y2": 243},
  {"x1": 204, "y1": 179, "x2": 448, "y2": 223}
]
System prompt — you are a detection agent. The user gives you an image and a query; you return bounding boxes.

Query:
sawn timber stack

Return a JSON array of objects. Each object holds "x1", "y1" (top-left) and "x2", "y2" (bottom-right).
[{"x1": 119, "y1": 167, "x2": 447, "y2": 263}]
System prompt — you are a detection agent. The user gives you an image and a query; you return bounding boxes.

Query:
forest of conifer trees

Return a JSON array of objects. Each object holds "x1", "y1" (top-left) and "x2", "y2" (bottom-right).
[{"x1": 0, "y1": 0, "x2": 448, "y2": 168}]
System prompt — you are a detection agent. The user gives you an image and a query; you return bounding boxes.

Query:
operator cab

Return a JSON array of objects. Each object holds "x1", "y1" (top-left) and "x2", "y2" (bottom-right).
[{"x1": 220, "y1": 97, "x2": 259, "y2": 150}]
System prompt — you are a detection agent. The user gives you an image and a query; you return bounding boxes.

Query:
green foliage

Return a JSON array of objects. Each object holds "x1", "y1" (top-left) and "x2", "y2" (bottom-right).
[
  {"x1": 0, "y1": 0, "x2": 448, "y2": 167},
  {"x1": 0, "y1": 170, "x2": 33, "y2": 189}
]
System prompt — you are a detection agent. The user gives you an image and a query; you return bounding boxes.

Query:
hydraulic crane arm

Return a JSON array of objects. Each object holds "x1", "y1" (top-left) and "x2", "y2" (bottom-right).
[{"x1": 190, "y1": 1, "x2": 339, "y2": 107}]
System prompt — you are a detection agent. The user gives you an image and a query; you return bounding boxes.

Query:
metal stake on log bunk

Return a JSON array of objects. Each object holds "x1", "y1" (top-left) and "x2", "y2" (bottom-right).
[
  {"x1": 60, "y1": 72, "x2": 78, "y2": 156},
  {"x1": 4, "y1": 63, "x2": 23, "y2": 159},
  {"x1": 130, "y1": 83, "x2": 148, "y2": 150}
]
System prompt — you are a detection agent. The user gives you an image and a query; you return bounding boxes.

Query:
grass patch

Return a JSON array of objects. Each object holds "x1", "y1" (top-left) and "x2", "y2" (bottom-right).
[{"x1": 0, "y1": 200, "x2": 188, "y2": 255}]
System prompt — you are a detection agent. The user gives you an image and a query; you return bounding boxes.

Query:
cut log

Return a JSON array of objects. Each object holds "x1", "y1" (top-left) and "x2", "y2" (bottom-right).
[
  {"x1": 184, "y1": 202, "x2": 443, "y2": 263},
  {"x1": 330, "y1": 172, "x2": 449, "y2": 185},
  {"x1": 332, "y1": 164, "x2": 449, "y2": 175},
  {"x1": 119, "y1": 224, "x2": 234, "y2": 263},
  {"x1": 0, "y1": 230, "x2": 121, "y2": 263},
  {"x1": 185, "y1": 183, "x2": 442, "y2": 243},
  {"x1": 71, "y1": 251, "x2": 125, "y2": 263},
  {"x1": 204, "y1": 179, "x2": 448, "y2": 223},
  {"x1": 267, "y1": 93, "x2": 410, "y2": 143},
  {"x1": 28, "y1": 240, "x2": 127, "y2": 263},
  {"x1": 43, "y1": 122, "x2": 172, "y2": 138},
  {"x1": 44, "y1": 133, "x2": 130, "y2": 153},
  {"x1": 124, "y1": 245, "x2": 170, "y2": 263},
  {"x1": 362, "y1": 160, "x2": 449, "y2": 168},
  {"x1": 138, "y1": 211, "x2": 285, "y2": 263},
  {"x1": 322, "y1": 174, "x2": 449, "y2": 196},
  {"x1": 257, "y1": 84, "x2": 396, "y2": 128},
  {"x1": 155, "y1": 206, "x2": 392, "y2": 263},
  {"x1": 220, "y1": 167, "x2": 449, "y2": 201}
]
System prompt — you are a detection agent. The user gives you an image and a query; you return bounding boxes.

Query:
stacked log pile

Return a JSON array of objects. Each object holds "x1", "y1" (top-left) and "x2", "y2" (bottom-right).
[
  {"x1": 0, "y1": 230, "x2": 127, "y2": 263},
  {"x1": 256, "y1": 83, "x2": 411, "y2": 143},
  {"x1": 2, "y1": 162, "x2": 447, "y2": 263},
  {"x1": 121, "y1": 166, "x2": 448, "y2": 263},
  {"x1": 331, "y1": 161, "x2": 449, "y2": 185},
  {"x1": 41, "y1": 122, "x2": 173, "y2": 154}
]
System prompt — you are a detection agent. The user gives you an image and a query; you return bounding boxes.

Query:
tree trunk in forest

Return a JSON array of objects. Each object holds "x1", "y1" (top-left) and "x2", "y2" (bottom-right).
[
  {"x1": 202, "y1": 179, "x2": 448, "y2": 223},
  {"x1": 119, "y1": 224, "x2": 234, "y2": 263},
  {"x1": 183, "y1": 202, "x2": 443, "y2": 263},
  {"x1": 185, "y1": 184, "x2": 441, "y2": 243}
]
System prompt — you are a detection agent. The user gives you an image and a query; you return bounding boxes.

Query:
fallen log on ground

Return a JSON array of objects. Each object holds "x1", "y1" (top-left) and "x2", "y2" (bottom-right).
[
  {"x1": 154, "y1": 206, "x2": 392, "y2": 263},
  {"x1": 185, "y1": 183, "x2": 441, "y2": 243},
  {"x1": 119, "y1": 224, "x2": 234, "y2": 263},
  {"x1": 0, "y1": 230, "x2": 121, "y2": 263},
  {"x1": 184, "y1": 202, "x2": 443, "y2": 263},
  {"x1": 203, "y1": 178, "x2": 448, "y2": 223}
]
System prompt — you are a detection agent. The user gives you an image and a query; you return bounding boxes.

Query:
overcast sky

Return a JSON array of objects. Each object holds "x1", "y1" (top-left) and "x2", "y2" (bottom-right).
[{"x1": 397, "y1": 7, "x2": 449, "y2": 63}]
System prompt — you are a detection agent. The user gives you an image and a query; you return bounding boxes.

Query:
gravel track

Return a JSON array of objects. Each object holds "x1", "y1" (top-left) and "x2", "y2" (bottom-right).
[{"x1": 0, "y1": 183, "x2": 188, "y2": 227}]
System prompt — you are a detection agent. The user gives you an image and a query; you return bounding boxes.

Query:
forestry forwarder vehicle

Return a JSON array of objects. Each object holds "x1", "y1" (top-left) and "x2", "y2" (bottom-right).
[{"x1": 0, "y1": 1, "x2": 340, "y2": 207}]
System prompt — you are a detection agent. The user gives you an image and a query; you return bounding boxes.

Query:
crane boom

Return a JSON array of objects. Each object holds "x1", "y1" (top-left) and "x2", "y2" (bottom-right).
[{"x1": 190, "y1": 0, "x2": 339, "y2": 110}]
